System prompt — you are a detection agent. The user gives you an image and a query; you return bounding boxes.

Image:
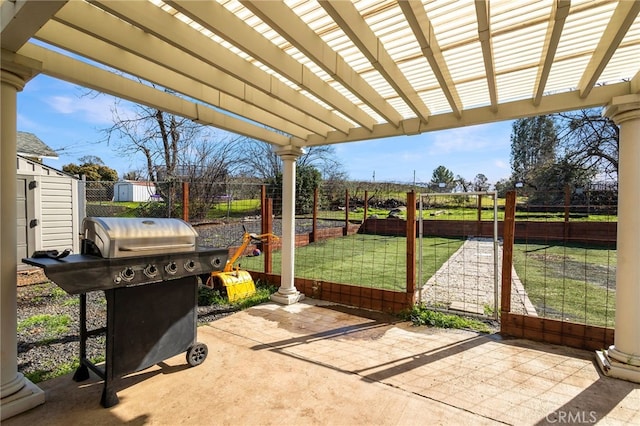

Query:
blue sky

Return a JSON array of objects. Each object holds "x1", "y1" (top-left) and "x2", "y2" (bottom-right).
[{"x1": 18, "y1": 74, "x2": 514, "y2": 186}]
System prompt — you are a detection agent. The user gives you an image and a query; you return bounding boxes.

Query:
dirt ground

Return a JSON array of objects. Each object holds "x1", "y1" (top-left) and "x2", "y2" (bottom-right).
[{"x1": 17, "y1": 268, "x2": 49, "y2": 286}]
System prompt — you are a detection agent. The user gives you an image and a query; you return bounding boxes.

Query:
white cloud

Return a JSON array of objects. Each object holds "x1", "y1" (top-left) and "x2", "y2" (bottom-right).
[
  {"x1": 46, "y1": 94, "x2": 117, "y2": 125},
  {"x1": 428, "y1": 123, "x2": 511, "y2": 155},
  {"x1": 494, "y1": 159, "x2": 508, "y2": 169},
  {"x1": 17, "y1": 113, "x2": 43, "y2": 131}
]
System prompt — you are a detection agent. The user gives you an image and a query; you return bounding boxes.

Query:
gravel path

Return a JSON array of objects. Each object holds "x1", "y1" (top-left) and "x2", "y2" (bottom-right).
[{"x1": 419, "y1": 237, "x2": 537, "y2": 316}]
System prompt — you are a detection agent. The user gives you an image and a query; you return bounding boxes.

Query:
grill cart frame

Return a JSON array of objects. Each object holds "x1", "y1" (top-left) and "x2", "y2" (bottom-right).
[
  {"x1": 24, "y1": 249, "x2": 226, "y2": 407},
  {"x1": 24, "y1": 217, "x2": 228, "y2": 408}
]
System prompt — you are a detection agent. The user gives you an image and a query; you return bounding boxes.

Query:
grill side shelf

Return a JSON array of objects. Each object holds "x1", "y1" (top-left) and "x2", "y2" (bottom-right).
[{"x1": 23, "y1": 248, "x2": 228, "y2": 294}]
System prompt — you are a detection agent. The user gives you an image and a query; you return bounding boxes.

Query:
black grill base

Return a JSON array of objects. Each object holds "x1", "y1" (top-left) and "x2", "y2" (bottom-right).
[{"x1": 73, "y1": 277, "x2": 203, "y2": 407}]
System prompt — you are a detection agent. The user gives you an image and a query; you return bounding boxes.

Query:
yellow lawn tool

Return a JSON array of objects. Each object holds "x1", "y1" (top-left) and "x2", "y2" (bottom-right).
[{"x1": 206, "y1": 228, "x2": 279, "y2": 302}]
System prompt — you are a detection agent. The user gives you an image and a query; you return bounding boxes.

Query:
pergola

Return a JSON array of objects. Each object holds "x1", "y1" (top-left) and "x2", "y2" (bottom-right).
[{"x1": 2, "y1": 0, "x2": 639, "y2": 419}]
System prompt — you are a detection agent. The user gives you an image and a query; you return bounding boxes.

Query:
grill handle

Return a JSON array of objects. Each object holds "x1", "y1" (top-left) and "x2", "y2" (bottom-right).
[{"x1": 119, "y1": 243, "x2": 195, "y2": 252}]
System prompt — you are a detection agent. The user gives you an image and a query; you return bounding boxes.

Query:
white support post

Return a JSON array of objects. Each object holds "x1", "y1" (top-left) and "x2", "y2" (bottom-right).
[
  {"x1": 596, "y1": 94, "x2": 640, "y2": 383},
  {"x1": 1, "y1": 66, "x2": 45, "y2": 420},
  {"x1": 270, "y1": 145, "x2": 305, "y2": 305}
]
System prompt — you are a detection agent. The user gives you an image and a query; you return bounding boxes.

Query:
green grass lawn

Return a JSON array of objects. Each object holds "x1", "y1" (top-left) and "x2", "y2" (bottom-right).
[
  {"x1": 238, "y1": 235, "x2": 615, "y2": 328},
  {"x1": 239, "y1": 234, "x2": 463, "y2": 291},
  {"x1": 312, "y1": 206, "x2": 615, "y2": 222},
  {"x1": 206, "y1": 199, "x2": 261, "y2": 219},
  {"x1": 512, "y1": 242, "x2": 616, "y2": 327},
  {"x1": 89, "y1": 196, "x2": 616, "y2": 223}
]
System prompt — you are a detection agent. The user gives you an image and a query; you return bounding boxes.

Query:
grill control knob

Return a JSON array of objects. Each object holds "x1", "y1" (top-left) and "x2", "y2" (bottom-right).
[
  {"x1": 165, "y1": 261, "x2": 178, "y2": 275},
  {"x1": 184, "y1": 260, "x2": 196, "y2": 272},
  {"x1": 121, "y1": 267, "x2": 135, "y2": 282},
  {"x1": 211, "y1": 257, "x2": 222, "y2": 269},
  {"x1": 144, "y1": 264, "x2": 158, "y2": 278}
]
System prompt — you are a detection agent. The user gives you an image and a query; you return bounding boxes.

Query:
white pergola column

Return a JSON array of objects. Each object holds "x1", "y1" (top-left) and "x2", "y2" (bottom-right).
[
  {"x1": 1, "y1": 66, "x2": 45, "y2": 419},
  {"x1": 596, "y1": 94, "x2": 640, "y2": 383},
  {"x1": 270, "y1": 145, "x2": 304, "y2": 305}
]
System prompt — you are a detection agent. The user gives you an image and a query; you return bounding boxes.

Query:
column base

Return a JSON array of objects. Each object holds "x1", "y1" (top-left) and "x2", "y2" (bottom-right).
[
  {"x1": 0, "y1": 376, "x2": 45, "y2": 421},
  {"x1": 270, "y1": 291, "x2": 305, "y2": 305},
  {"x1": 595, "y1": 348, "x2": 640, "y2": 384}
]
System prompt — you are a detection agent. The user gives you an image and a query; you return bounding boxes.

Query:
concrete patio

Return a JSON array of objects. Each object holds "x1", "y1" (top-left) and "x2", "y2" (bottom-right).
[{"x1": 5, "y1": 298, "x2": 640, "y2": 425}]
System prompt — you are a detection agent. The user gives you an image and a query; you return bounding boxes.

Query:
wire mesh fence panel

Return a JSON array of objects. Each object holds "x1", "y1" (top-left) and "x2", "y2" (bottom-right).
[
  {"x1": 188, "y1": 182, "x2": 265, "y2": 276},
  {"x1": 187, "y1": 181, "x2": 262, "y2": 223},
  {"x1": 510, "y1": 185, "x2": 617, "y2": 328},
  {"x1": 418, "y1": 192, "x2": 500, "y2": 319},
  {"x1": 241, "y1": 183, "x2": 412, "y2": 292}
]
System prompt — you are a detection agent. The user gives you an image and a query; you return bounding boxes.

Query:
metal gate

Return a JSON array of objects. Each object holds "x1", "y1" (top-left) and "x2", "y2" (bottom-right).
[{"x1": 418, "y1": 191, "x2": 499, "y2": 320}]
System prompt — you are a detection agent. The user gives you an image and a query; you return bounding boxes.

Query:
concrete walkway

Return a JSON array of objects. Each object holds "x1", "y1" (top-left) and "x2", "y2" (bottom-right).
[
  {"x1": 5, "y1": 299, "x2": 639, "y2": 425},
  {"x1": 420, "y1": 237, "x2": 537, "y2": 316}
]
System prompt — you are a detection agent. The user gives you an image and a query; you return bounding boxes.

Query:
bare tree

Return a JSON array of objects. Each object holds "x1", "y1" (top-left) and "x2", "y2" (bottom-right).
[
  {"x1": 554, "y1": 109, "x2": 618, "y2": 181},
  {"x1": 455, "y1": 175, "x2": 472, "y2": 192},
  {"x1": 103, "y1": 101, "x2": 200, "y2": 182},
  {"x1": 101, "y1": 100, "x2": 244, "y2": 218},
  {"x1": 238, "y1": 139, "x2": 347, "y2": 181}
]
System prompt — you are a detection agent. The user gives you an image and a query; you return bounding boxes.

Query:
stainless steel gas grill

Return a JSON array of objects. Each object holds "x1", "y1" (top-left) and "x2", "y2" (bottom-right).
[{"x1": 23, "y1": 217, "x2": 228, "y2": 408}]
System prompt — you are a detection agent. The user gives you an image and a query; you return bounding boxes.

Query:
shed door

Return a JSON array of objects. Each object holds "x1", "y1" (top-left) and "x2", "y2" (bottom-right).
[
  {"x1": 17, "y1": 178, "x2": 30, "y2": 263},
  {"x1": 118, "y1": 184, "x2": 130, "y2": 202}
]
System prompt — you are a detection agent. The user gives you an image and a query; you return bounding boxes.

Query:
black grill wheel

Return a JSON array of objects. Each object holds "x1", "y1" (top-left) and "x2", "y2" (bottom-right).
[{"x1": 186, "y1": 342, "x2": 208, "y2": 367}]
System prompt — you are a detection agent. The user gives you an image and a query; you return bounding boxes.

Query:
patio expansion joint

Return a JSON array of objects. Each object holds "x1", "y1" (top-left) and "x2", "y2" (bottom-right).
[{"x1": 357, "y1": 375, "x2": 513, "y2": 425}]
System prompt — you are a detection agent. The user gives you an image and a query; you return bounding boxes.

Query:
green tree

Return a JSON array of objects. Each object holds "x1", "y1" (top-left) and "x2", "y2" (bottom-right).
[
  {"x1": 494, "y1": 178, "x2": 514, "y2": 198},
  {"x1": 267, "y1": 164, "x2": 321, "y2": 215},
  {"x1": 473, "y1": 173, "x2": 489, "y2": 191},
  {"x1": 430, "y1": 165, "x2": 455, "y2": 192},
  {"x1": 63, "y1": 157, "x2": 119, "y2": 202},
  {"x1": 122, "y1": 170, "x2": 144, "y2": 181},
  {"x1": 510, "y1": 115, "x2": 557, "y2": 188},
  {"x1": 63, "y1": 157, "x2": 118, "y2": 181},
  {"x1": 508, "y1": 114, "x2": 600, "y2": 205}
]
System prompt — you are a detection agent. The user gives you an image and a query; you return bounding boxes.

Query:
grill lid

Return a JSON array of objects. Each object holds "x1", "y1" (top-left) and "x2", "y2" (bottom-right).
[{"x1": 83, "y1": 217, "x2": 198, "y2": 258}]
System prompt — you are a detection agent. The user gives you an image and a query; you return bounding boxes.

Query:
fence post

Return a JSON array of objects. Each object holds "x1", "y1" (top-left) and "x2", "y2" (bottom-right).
[
  {"x1": 265, "y1": 199, "x2": 273, "y2": 274},
  {"x1": 477, "y1": 194, "x2": 482, "y2": 236},
  {"x1": 261, "y1": 184, "x2": 266, "y2": 222},
  {"x1": 182, "y1": 181, "x2": 189, "y2": 222},
  {"x1": 564, "y1": 184, "x2": 570, "y2": 241},
  {"x1": 363, "y1": 190, "x2": 368, "y2": 224},
  {"x1": 260, "y1": 186, "x2": 267, "y2": 272},
  {"x1": 311, "y1": 187, "x2": 318, "y2": 243},
  {"x1": 500, "y1": 190, "x2": 516, "y2": 315},
  {"x1": 344, "y1": 188, "x2": 349, "y2": 236},
  {"x1": 406, "y1": 191, "x2": 416, "y2": 305}
]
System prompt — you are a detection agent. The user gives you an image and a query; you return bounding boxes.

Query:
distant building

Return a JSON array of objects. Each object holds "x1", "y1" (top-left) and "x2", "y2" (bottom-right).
[{"x1": 113, "y1": 181, "x2": 160, "y2": 202}]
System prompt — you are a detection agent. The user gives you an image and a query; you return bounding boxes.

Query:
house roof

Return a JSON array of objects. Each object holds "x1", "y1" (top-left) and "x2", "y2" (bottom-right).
[
  {"x1": 2, "y1": 1, "x2": 639, "y2": 148},
  {"x1": 16, "y1": 131, "x2": 59, "y2": 159}
]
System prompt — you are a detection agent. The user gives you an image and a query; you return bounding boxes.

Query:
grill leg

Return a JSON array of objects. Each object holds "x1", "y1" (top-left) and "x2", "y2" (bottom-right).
[
  {"x1": 73, "y1": 293, "x2": 90, "y2": 382},
  {"x1": 101, "y1": 289, "x2": 118, "y2": 408},
  {"x1": 100, "y1": 388, "x2": 119, "y2": 408}
]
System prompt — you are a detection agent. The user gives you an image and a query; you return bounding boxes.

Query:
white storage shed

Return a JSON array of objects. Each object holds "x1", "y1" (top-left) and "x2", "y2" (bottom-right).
[
  {"x1": 113, "y1": 181, "x2": 159, "y2": 202},
  {"x1": 17, "y1": 155, "x2": 82, "y2": 266}
]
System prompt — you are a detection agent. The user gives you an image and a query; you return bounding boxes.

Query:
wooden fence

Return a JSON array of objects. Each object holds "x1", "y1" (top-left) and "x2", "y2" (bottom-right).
[{"x1": 247, "y1": 188, "x2": 615, "y2": 350}]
